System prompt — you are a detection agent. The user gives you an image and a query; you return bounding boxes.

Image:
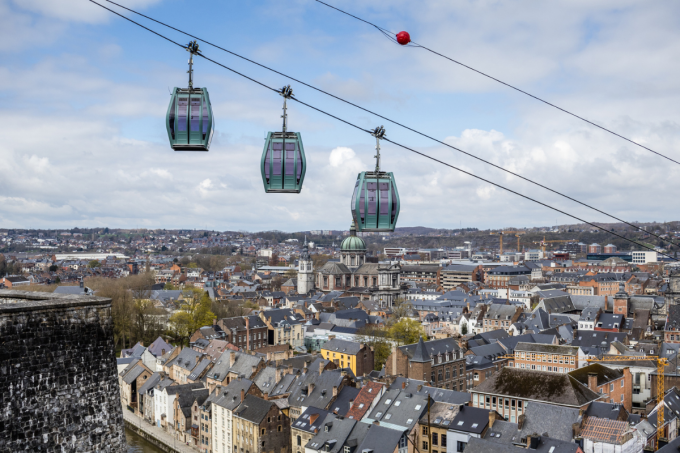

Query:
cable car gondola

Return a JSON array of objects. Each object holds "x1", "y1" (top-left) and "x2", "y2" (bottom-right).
[
  {"x1": 166, "y1": 41, "x2": 214, "y2": 151},
  {"x1": 260, "y1": 85, "x2": 306, "y2": 193},
  {"x1": 351, "y1": 126, "x2": 400, "y2": 232}
]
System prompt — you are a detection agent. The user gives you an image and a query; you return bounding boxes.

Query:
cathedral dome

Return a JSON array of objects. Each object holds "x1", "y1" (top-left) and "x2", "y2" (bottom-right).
[{"x1": 341, "y1": 221, "x2": 366, "y2": 252}]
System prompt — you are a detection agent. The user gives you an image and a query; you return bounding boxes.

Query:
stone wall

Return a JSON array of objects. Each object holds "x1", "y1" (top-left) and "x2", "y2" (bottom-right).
[{"x1": 0, "y1": 290, "x2": 125, "y2": 452}]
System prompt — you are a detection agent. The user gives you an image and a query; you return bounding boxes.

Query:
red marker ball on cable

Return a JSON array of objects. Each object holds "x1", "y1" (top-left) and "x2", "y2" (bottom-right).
[{"x1": 396, "y1": 31, "x2": 411, "y2": 45}]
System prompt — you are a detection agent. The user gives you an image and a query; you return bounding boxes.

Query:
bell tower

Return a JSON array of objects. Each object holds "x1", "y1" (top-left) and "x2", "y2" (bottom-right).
[{"x1": 297, "y1": 237, "x2": 315, "y2": 295}]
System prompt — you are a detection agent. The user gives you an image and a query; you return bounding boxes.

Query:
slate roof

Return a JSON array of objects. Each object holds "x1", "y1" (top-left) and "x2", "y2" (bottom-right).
[
  {"x1": 399, "y1": 337, "x2": 461, "y2": 363},
  {"x1": 176, "y1": 387, "x2": 210, "y2": 419},
  {"x1": 121, "y1": 341, "x2": 146, "y2": 359},
  {"x1": 321, "y1": 338, "x2": 363, "y2": 355},
  {"x1": 482, "y1": 420, "x2": 519, "y2": 445},
  {"x1": 571, "y1": 331, "x2": 628, "y2": 356},
  {"x1": 213, "y1": 378, "x2": 256, "y2": 410},
  {"x1": 353, "y1": 424, "x2": 403, "y2": 453},
  {"x1": 293, "y1": 407, "x2": 334, "y2": 434},
  {"x1": 253, "y1": 366, "x2": 278, "y2": 394},
  {"x1": 497, "y1": 333, "x2": 556, "y2": 354},
  {"x1": 483, "y1": 304, "x2": 518, "y2": 321},
  {"x1": 463, "y1": 437, "x2": 520, "y2": 453},
  {"x1": 667, "y1": 305, "x2": 680, "y2": 331},
  {"x1": 579, "y1": 307, "x2": 601, "y2": 322},
  {"x1": 387, "y1": 378, "x2": 470, "y2": 404},
  {"x1": 328, "y1": 385, "x2": 360, "y2": 416},
  {"x1": 122, "y1": 362, "x2": 149, "y2": 384},
  {"x1": 585, "y1": 401, "x2": 629, "y2": 421},
  {"x1": 473, "y1": 367, "x2": 600, "y2": 407},
  {"x1": 167, "y1": 347, "x2": 205, "y2": 373},
  {"x1": 263, "y1": 308, "x2": 303, "y2": 326},
  {"x1": 137, "y1": 372, "x2": 162, "y2": 396},
  {"x1": 288, "y1": 369, "x2": 347, "y2": 411},
  {"x1": 364, "y1": 388, "x2": 427, "y2": 430},
  {"x1": 449, "y1": 406, "x2": 490, "y2": 434},
  {"x1": 305, "y1": 415, "x2": 356, "y2": 453},
  {"x1": 147, "y1": 336, "x2": 173, "y2": 357},
  {"x1": 233, "y1": 394, "x2": 276, "y2": 424},
  {"x1": 597, "y1": 313, "x2": 624, "y2": 330},
  {"x1": 209, "y1": 350, "x2": 262, "y2": 382}
]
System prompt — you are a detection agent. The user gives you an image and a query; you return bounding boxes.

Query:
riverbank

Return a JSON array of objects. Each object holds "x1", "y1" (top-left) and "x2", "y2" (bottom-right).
[{"x1": 122, "y1": 409, "x2": 196, "y2": 453}]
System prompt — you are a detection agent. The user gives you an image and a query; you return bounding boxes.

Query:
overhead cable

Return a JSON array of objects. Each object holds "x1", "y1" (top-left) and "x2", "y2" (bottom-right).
[
  {"x1": 87, "y1": 0, "x2": 677, "y2": 261},
  {"x1": 97, "y1": 0, "x2": 680, "y2": 250},
  {"x1": 314, "y1": 0, "x2": 680, "y2": 167}
]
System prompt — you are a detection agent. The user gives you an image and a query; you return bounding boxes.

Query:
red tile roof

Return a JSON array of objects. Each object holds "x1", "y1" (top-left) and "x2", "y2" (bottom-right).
[{"x1": 345, "y1": 381, "x2": 384, "y2": 420}]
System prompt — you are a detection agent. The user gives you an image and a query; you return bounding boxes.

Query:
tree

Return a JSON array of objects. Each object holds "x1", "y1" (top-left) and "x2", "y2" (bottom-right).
[
  {"x1": 88, "y1": 260, "x2": 101, "y2": 268},
  {"x1": 269, "y1": 253, "x2": 279, "y2": 266},
  {"x1": 284, "y1": 268, "x2": 297, "y2": 280},
  {"x1": 168, "y1": 311, "x2": 193, "y2": 345},
  {"x1": 164, "y1": 283, "x2": 179, "y2": 290},
  {"x1": 461, "y1": 321, "x2": 468, "y2": 336},
  {"x1": 388, "y1": 318, "x2": 426, "y2": 346},
  {"x1": 356, "y1": 325, "x2": 392, "y2": 371},
  {"x1": 391, "y1": 298, "x2": 413, "y2": 321},
  {"x1": 271, "y1": 276, "x2": 284, "y2": 291},
  {"x1": 49, "y1": 264, "x2": 58, "y2": 272}
]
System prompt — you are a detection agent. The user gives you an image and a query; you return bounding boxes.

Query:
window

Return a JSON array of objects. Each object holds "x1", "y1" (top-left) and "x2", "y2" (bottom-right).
[
  {"x1": 261, "y1": 429, "x2": 265, "y2": 435},
  {"x1": 422, "y1": 442, "x2": 428, "y2": 450},
  {"x1": 456, "y1": 441, "x2": 466, "y2": 452},
  {"x1": 432, "y1": 433, "x2": 438, "y2": 445},
  {"x1": 422, "y1": 427, "x2": 428, "y2": 435},
  {"x1": 278, "y1": 426, "x2": 282, "y2": 432},
  {"x1": 441, "y1": 435, "x2": 447, "y2": 447},
  {"x1": 610, "y1": 383, "x2": 614, "y2": 392},
  {"x1": 297, "y1": 436, "x2": 301, "y2": 446}
]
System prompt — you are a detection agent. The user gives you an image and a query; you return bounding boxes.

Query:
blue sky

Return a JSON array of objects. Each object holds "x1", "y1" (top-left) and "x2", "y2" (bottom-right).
[{"x1": 1, "y1": 0, "x2": 680, "y2": 231}]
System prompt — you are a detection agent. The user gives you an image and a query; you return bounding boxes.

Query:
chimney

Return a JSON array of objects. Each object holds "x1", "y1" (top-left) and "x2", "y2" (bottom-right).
[
  {"x1": 372, "y1": 420, "x2": 380, "y2": 426},
  {"x1": 319, "y1": 361, "x2": 324, "y2": 375},
  {"x1": 587, "y1": 373, "x2": 598, "y2": 392},
  {"x1": 333, "y1": 386, "x2": 338, "y2": 397},
  {"x1": 489, "y1": 411, "x2": 496, "y2": 429},
  {"x1": 304, "y1": 361, "x2": 309, "y2": 371},
  {"x1": 240, "y1": 389, "x2": 245, "y2": 403},
  {"x1": 402, "y1": 381, "x2": 406, "y2": 390},
  {"x1": 329, "y1": 335, "x2": 336, "y2": 340},
  {"x1": 466, "y1": 302, "x2": 470, "y2": 311},
  {"x1": 264, "y1": 392, "x2": 269, "y2": 401},
  {"x1": 518, "y1": 414, "x2": 526, "y2": 430},
  {"x1": 252, "y1": 365, "x2": 257, "y2": 376},
  {"x1": 79, "y1": 277, "x2": 84, "y2": 289},
  {"x1": 527, "y1": 436, "x2": 540, "y2": 450},
  {"x1": 288, "y1": 364, "x2": 293, "y2": 374},
  {"x1": 230, "y1": 352, "x2": 236, "y2": 367},
  {"x1": 308, "y1": 383, "x2": 315, "y2": 395},
  {"x1": 417, "y1": 385, "x2": 423, "y2": 392},
  {"x1": 604, "y1": 296, "x2": 608, "y2": 311}
]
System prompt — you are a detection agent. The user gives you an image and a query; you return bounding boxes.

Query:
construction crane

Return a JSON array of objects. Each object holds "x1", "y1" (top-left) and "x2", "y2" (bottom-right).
[
  {"x1": 587, "y1": 355, "x2": 669, "y2": 447},
  {"x1": 533, "y1": 236, "x2": 576, "y2": 253},
  {"x1": 490, "y1": 230, "x2": 526, "y2": 255}
]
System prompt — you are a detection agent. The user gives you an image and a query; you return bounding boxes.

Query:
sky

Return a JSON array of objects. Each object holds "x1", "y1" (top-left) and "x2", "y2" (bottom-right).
[{"x1": 1, "y1": 0, "x2": 680, "y2": 232}]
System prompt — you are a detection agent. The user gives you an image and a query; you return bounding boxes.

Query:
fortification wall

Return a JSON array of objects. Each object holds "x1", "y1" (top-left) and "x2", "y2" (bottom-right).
[{"x1": 0, "y1": 290, "x2": 125, "y2": 453}]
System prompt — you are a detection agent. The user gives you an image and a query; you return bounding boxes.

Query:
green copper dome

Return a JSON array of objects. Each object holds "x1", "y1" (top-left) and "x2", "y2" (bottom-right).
[{"x1": 341, "y1": 221, "x2": 366, "y2": 251}]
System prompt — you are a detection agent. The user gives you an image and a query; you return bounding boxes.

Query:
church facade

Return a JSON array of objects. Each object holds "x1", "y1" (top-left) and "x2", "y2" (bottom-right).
[{"x1": 311, "y1": 222, "x2": 407, "y2": 308}]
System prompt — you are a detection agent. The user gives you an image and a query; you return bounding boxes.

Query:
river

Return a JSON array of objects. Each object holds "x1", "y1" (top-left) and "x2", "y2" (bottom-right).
[{"x1": 125, "y1": 427, "x2": 166, "y2": 453}]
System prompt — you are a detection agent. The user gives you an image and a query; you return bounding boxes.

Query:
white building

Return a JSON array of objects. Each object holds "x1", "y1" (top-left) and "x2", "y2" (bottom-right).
[
  {"x1": 524, "y1": 250, "x2": 544, "y2": 261},
  {"x1": 632, "y1": 251, "x2": 657, "y2": 264}
]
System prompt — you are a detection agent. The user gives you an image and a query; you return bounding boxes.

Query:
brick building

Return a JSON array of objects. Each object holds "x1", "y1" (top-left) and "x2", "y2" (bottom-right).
[
  {"x1": 513, "y1": 343, "x2": 585, "y2": 373},
  {"x1": 218, "y1": 315, "x2": 270, "y2": 351},
  {"x1": 569, "y1": 364, "x2": 632, "y2": 412},
  {"x1": 470, "y1": 367, "x2": 601, "y2": 423},
  {"x1": 385, "y1": 337, "x2": 466, "y2": 391}
]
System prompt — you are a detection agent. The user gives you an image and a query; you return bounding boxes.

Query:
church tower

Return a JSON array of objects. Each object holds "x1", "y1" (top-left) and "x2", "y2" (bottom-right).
[
  {"x1": 340, "y1": 221, "x2": 367, "y2": 270},
  {"x1": 297, "y1": 237, "x2": 315, "y2": 295}
]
